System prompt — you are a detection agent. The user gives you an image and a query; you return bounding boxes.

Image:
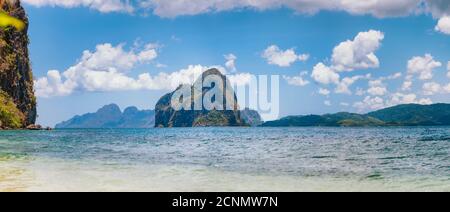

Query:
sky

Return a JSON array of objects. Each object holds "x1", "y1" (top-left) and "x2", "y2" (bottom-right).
[{"x1": 18, "y1": 0, "x2": 450, "y2": 127}]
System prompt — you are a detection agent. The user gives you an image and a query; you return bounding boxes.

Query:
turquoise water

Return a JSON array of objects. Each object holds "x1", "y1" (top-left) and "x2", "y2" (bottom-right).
[{"x1": 0, "y1": 127, "x2": 449, "y2": 191}]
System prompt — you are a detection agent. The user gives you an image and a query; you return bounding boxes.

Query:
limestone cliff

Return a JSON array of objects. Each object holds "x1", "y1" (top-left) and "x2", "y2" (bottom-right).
[
  {"x1": 155, "y1": 69, "x2": 246, "y2": 128},
  {"x1": 0, "y1": 0, "x2": 37, "y2": 129}
]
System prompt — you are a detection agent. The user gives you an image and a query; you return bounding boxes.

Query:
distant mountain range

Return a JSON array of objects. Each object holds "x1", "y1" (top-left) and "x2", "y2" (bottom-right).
[
  {"x1": 55, "y1": 103, "x2": 262, "y2": 128},
  {"x1": 56, "y1": 103, "x2": 450, "y2": 128},
  {"x1": 262, "y1": 103, "x2": 450, "y2": 127},
  {"x1": 55, "y1": 104, "x2": 155, "y2": 129}
]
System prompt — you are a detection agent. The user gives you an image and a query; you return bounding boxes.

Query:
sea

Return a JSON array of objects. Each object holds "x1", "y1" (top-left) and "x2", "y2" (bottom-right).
[{"x1": 0, "y1": 127, "x2": 449, "y2": 192}]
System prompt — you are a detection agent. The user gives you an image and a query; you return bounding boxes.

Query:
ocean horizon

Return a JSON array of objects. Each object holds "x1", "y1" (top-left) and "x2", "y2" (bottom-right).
[{"x1": 1, "y1": 127, "x2": 449, "y2": 192}]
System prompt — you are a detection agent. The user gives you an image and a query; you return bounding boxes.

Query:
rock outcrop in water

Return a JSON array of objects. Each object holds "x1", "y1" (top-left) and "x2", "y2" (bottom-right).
[
  {"x1": 155, "y1": 68, "x2": 247, "y2": 128},
  {"x1": 0, "y1": 0, "x2": 36, "y2": 129},
  {"x1": 240, "y1": 108, "x2": 263, "y2": 126},
  {"x1": 55, "y1": 104, "x2": 156, "y2": 129}
]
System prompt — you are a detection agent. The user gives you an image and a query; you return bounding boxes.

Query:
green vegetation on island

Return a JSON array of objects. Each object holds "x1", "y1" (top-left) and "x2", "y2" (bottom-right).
[
  {"x1": 0, "y1": 91, "x2": 25, "y2": 129},
  {"x1": 262, "y1": 104, "x2": 450, "y2": 127}
]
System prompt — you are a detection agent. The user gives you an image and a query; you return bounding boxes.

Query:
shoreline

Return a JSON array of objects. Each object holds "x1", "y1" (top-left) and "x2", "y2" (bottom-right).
[{"x1": 1, "y1": 159, "x2": 448, "y2": 192}]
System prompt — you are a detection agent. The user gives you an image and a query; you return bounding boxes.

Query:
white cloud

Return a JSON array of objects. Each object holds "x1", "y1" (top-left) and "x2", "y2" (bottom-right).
[
  {"x1": 23, "y1": 0, "x2": 450, "y2": 24},
  {"x1": 35, "y1": 43, "x2": 251, "y2": 98},
  {"x1": 353, "y1": 96, "x2": 385, "y2": 111},
  {"x1": 444, "y1": 83, "x2": 450, "y2": 93},
  {"x1": 435, "y1": 16, "x2": 450, "y2": 35},
  {"x1": 35, "y1": 43, "x2": 159, "y2": 97},
  {"x1": 389, "y1": 92, "x2": 432, "y2": 106},
  {"x1": 324, "y1": 100, "x2": 332, "y2": 106},
  {"x1": 421, "y1": 81, "x2": 450, "y2": 96},
  {"x1": 335, "y1": 74, "x2": 369, "y2": 94},
  {"x1": 307, "y1": 30, "x2": 383, "y2": 95},
  {"x1": 353, "y1": 91, "x2": 433, "y2": 111},
  {"x1": 407, "y1": 54, "x2": 442, "y2": 81},
  {"x1": 34, "y1": 70, "x2": 77, "y2": 98},
  {"x1": 262, "y1": 45, "x2": 309, "y2": 67},
  {"x1": 22, "y1": 0, "x2": 134, "y2": 13},
  {"x1": 367, "y1": 85, "x2": 387, "y2": 96},
  {"x1": 310, "y1": 63, "x2": 340, "y2": 85},
  {"x1": 422, "y1": 82, "x2": 441, "y2": 95},
  {"x1": 318, "y1": 88, "x2": 330, "y2": 96},
  {"x1": 331, "y1": 30, "x2": 384, "y2": 72},
  {"x1": 156, "y1": 63, "x2": 168, "y2": 68},
  {"x1": 340, "y1": 102, "x2": 350, "y2": 107},
  {"x1": 401, "y1": 80, "x2": 413, "y2": 91},
  {"x1": 139, "y1": 0, "x2": 422, "y2": 18},
  {"x1": 284, "y1": 71, "x2": 310, "y2": 87},
  {"x1": 224, "y1": 54, "x2": 237, "y2": 72},
  {"x1": 384, "y1": 72, "x2": 402, "y2": 80},
  {"x1": 367, "y1": 80, "x2": 388, "y2": 96}
]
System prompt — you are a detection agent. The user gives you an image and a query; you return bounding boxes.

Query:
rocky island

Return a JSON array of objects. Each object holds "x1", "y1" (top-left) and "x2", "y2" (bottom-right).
[{"x1": 155, "y1": 69, "x2": 248, "y2": 128}]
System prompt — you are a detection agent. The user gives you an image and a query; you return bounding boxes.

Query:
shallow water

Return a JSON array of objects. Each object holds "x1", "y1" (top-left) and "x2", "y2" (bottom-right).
[{"x1": 0, "y1": 127, "x2": 449, "y2": 191}]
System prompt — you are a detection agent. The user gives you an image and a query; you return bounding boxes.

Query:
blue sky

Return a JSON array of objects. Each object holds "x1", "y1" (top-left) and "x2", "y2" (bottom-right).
[{"x1": 20, "y1": 1, "x2": 450, "y2": 126}]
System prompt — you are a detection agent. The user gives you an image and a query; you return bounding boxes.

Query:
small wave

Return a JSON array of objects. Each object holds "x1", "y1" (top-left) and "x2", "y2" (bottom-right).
[
  {"x1": 311, "y1": 156, "x2": 336, "y2": 159},
  {"x1": 419, "y1": 137, "x2": 450, "y2": 142},
  {"x1": 366, "y1": 173, "x2": 384, "y2": 180},
  {"x1": 378, "y1": 156, "x2": 408, "y2": 160}
]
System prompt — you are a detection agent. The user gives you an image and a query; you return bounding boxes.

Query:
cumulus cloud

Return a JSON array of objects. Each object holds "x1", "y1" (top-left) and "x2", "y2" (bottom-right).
[
  {"x1": 35, "y1": 43, "x2": 250, "y2": 98},
  {"x1": 389, "y1": 92, "x2": 432, "y2": 106},
  {"x1": 353, "y1": 96, "x2": 385, "y2": 111},
  {"x1": 224, "y1": 54, "x2": 237, "y2": 72},
  {"x1": 422, "y1": 82, "x2": 441, "y2": 95},
  {"x1": 382, "y1": 72, "x2": 402, "y2": 80},
  {"x1": 367, "y1": 79, "x2": 388, "y2": 96},
  {"x1": 354, "y1": 92, "x2": 433, "y2": 111},
  {"x1": 138, "y1": 0, "x2": 422, "y2": 18},
  {"x1": 23, "y1": 0, "x2": 450, "y2": 25},
  {"x1": 407, "y1": 54, "x2": 442, "y2": 81},
  {"x1": 306, "y1": 30, "x2": 383, "y2": 94},
  {"x1": 306, "y1": 30, "x2": 381, "y2": 94},
  {"x1": 318, "y1": 88, "x2": 331, "y2": 96},
  {"x1": 262, "y1": 45, "x2": 309, "y2": 67},
  {"x1": 444, "y1": 83, "x2": 450, "y2": 93},
  {"x1": 310, "y1": 63, "x2": 340, "y2": 85},
  {"x1": 35, "y1": 43, "x2": 159, "y2": 97},
  {"x1": 284, "y1": 71, "x2": 310, "y2": 87},
  {"x1": 331, "y1": 30, "x2": 384, "y2": 72},
  {"x1": 335, "y1": 74, "x2": 370, "y2": 95},
  {"x1": 22, "y1": 0, "x2": 134, "y2": 13},
  {"x1": 435, "y1": 16, "x2": 450, "y2": 35},
  {"x1": 401, "y1": 80, "x2": 413, "y2": 91}
]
